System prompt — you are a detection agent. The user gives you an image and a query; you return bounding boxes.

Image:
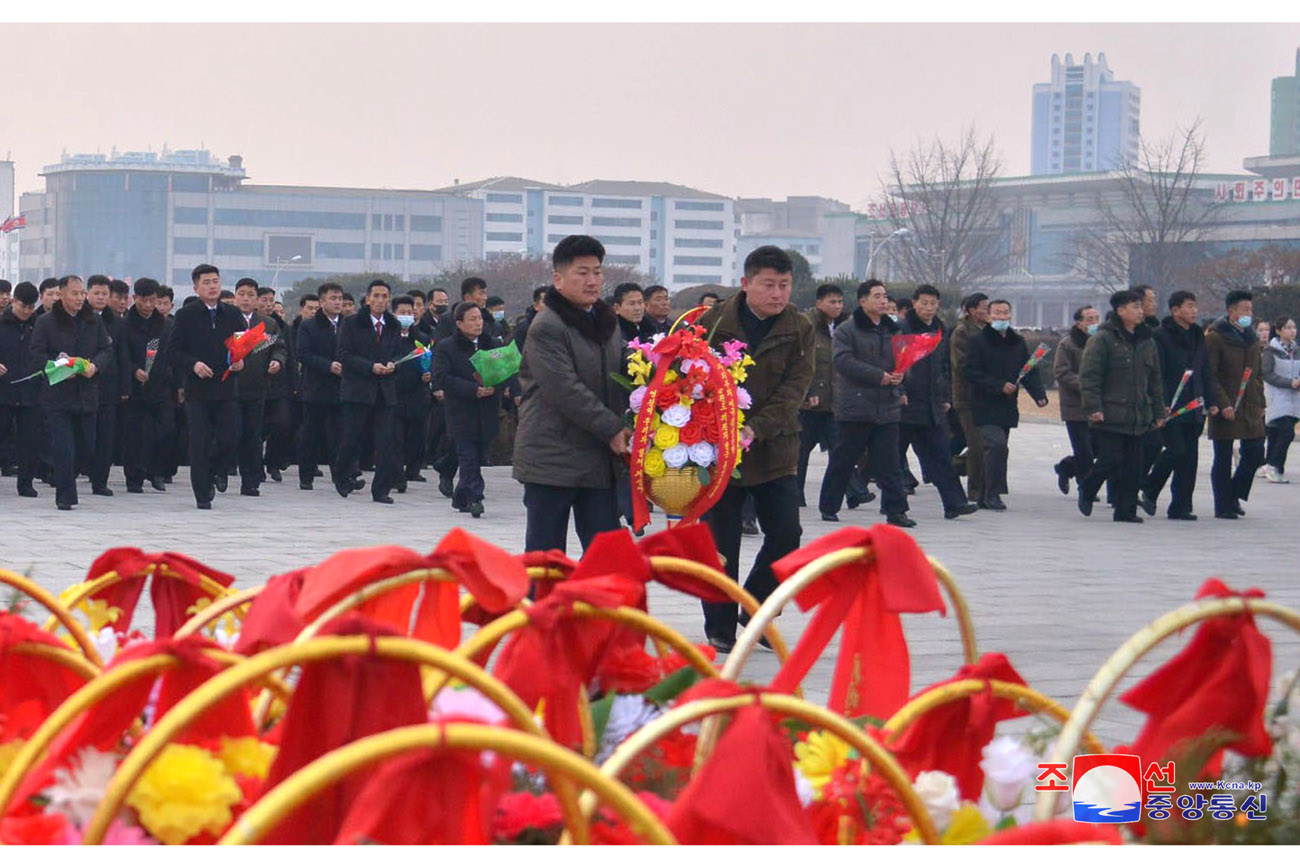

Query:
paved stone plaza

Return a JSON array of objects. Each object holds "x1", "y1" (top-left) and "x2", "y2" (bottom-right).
[{"x1": 3, "y1": 418, "x2": 1298, "y2": 747}]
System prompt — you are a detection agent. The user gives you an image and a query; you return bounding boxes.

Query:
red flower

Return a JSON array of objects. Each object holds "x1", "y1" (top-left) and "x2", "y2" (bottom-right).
[
  {"x1": 678, "y1": 419, "x2": 706, "y2": 446},
  {"x1": 652, "y1": 730, "x2": 698, "y2": 769},
  {"x1": 690, "y1": 400, "x2": 716, "y2": 426},
  {"x1": 492, "y1": 791, "x2": 563, "y2": 841},
  {"x1": 655, "y1": 386, "x2": 682, "y2": 410},
  {"x1": 0, "y1": 813, "x2": 77, "y2": 845},
  {"x1": 659, "y1": 644, "x2": 717, "y2": 676},
  {"x1": 597, "y1": 644, "x2": 662, "y2": 694},
  {"x1": 589, "y1": 792, "x2": 674, "y2": 845}
]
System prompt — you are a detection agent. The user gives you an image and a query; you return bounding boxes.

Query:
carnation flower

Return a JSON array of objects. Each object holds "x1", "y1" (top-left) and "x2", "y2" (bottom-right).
[
  {"x1": 217, "y1": 736, "x2": 277, "y2": 781},
  {"x1": 596, "y1": 645, "x2": 662, "y2": 694},
  {"x1": 660, "y1": 404, "x2": 691, "y2": 428},
  {"x1": 662, "y1": 445, "x2": 690, "y2": 469},
  {"x1": 0, "y1": 812, "x2": 78, "y2": 845},
  {"x1": 596, "y1": 695, "x2": 662, "y2": 764},
  {"x1": 42, "y1": 747, "x2": 119, "y2": 827},
  {"x1": 492, "y1": 791, "x2": 563, "y2": 842},
  {"x1": 979, "y1": 736, "x2": 1037, "y2": 812},
  {"x1": 644, "y1": 448, "x2": 667, "y2": 478},
  {"x1": 736, "y1": 387, "x2": 752, "y2": 410},
  {"x1": 628, "y1": 385, "x2": 647, "y2": 412},
  {"x1": 687, "y1": 442, "x2": 716, "y2": 468},
  {"x1": 653, "y1": 425, "x2": 680, "y2": 450},
  {"x1": 103, "y1": 821, "x2": 156, "y2": 845},
  {"x1": 913, "y1": 770, "x2": 961, "y2": 833},
  {"x1": 430, "y1": 686, "x2": 508, "y2": 726},
  {"x1": 126, "y1": 743, "x2": 242, "y2": 845}
]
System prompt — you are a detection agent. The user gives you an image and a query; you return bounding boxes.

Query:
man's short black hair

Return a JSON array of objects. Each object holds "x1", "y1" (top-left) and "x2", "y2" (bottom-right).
[
  {"x1": 299, "y1": 293, "x2": 319, "y2": 308},
  {"x1": 1168, "y1": 290, "x2": 1196, "y2": 310},
  {"x1": 613, "y1": 283, "x2": 643, "y2": 305},
  {"x1": 742, "y1": 245, "x2": 793, "y2": 280},
  {"x1": 961, "y1": 292, "x2": 989, "y2": 313},
  {"x1": 815, "y1": 284, "x2": 844, "y2": 301},
  {"x1": 109, "y1": 279, "x2": 129, "y2": 297},
  {"x1": 59, "y1": 274, "x2": 83, "y2": 289},
  {"x1": 182, "y1": 295, "x2": 200, "y2": 307},
  {"x1": 318, "y1": 282, "x2": 343, "y2": 300},
  {"x1": 392, "y1": 295, "x2": 415, "y2": 312},
  {"x1": 341, "y1": 291, "x2": 355, "y2": 304},
  {"x1": 87, "y1": 274, "x2": 111, "y2": 289},
  {"x1": 191, "y1": 263, "x2": 219, "y2": 283},
  {"x1": 460, "y1": 277, "x2": 487, "y2": 298},
  {"x1": 12, "y1": 282, "x2": 38, "y2": 305},
  {"x1": 700, "y1": 291, "x2": 720, "y2": 303},
  {"x1": 1072, "y1": 304, "x2": 1094, "y2": 322},
  {"x1": 552, "y1": 235, "x2": 606, "y2": 270},
  {"x1": 453, "y1": 301, "x2": 480, "y2": 322},
  {"x1": 367, "y1": 279, "x2": 391, "y2": 293},
  {"x1": 644, "y1": 285, "x2": 669, "y2": 303},
  {"x1": 1226, "y1": 289, "x2": 1254, "y2": 309},
  {"x1": 913, "y1": 284, "x2": 940, "y2": 301},
  {"x1": 235, "y1": 277, "x2": 259, "y2": 291},
  {"x1": 256, "y1": 286, "x2": 276, "y2": 298},
  {"x1": 532, "y1": 286, "x2": 548, "y2": 304},
  {"x1": 486, "y1": 295, "x2": 505, "y2": 308},
  {"x1": 1132, "y1": 284, "x2": 1154, "y2": 299},
  {"x1": 39, "y1": 277, "x2": 60, "y2": 293},
  {"x1": 430, "y1": 287, "x2": 449, "y2": 299},
  {"x1": 857, "y1": 278, "x2": 886, "y2": 300},
  {"x1": 0, "y1": 280, "x2": 10, "y2": 295},
  {"x1": 133, "y1": 278, "x2": 160, "y2": 298},
  {"x1": 897, "y1": 298, "x2": 914, "y2": 312},
  {"x1": 406, "y1": 288, "x2": 426, "y2": 302},
  {"x1": 1110, "y1": 289, "x2": 1142, "y2": 311},
  {"x1": 159, "y1": 285, "x2": 174, "y2": 300},
  {"x1": 219, "y1": 289, "x2": 235, "y2": 300}
]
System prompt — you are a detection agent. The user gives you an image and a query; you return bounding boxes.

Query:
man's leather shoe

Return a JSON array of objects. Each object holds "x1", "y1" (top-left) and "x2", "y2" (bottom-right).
[
  {"x1": 1114, "y1": 514, "x2": 1144, "y2": 523},
  {"x1": 313, "y1": 467, "x2": 324, "y2": 478},
  {"x1": 1056, "y1": 467, "x2": 1070, "y2": 495},
  {"x1": 1235, "y1": 503, "x2": 1246, "y2": 516},
  {"x1": 57, "y1": 502, "x2": 73, "y2": 511},
  {"x1": 944, "y1": 502, "x2": 980, "y2": 519},
  {"x1": 395, "y1": 483, "x2": 407, "y2": 494},
  {"x1": 373, "y1": 495, "x2": 395, "y2": 504},
  {"x1": 268, "y1": 468, "x2": 282, "y2": 483},
  {"x1": 820, "y1": 512, "x2": 839, "y2": 522},
  {"x1": 1139, "y1": 492, "x2": 1157, "y2": 516},
  {"x1": 438, "y1": 476, "x2": 454, "y2": 498},
  {"x1": 1077, "y1": 489, "x2": 1093, "y2": 517},
  {"x1": 196, "y1": 500, "x2": 212, "y2": 510},
  {"x1": 707, "y1": 635, "x2": 735, "y2": 655},
  {"x1": 240, "y1": 489, "x2": 260, "y2": 497},
  {"x1": 150, "y1": 476, "x2": 167, "y2": 492},
  {"x1": 886, "y1": 512, "x2": 917, "y2": 528},
  {"x1": 408, "y1": 473, "x2": 427, "y2": 483},
  {"x1": 1168, "y1": 512, "x2": 1198, "y2": 521},
  {"x1": 981, "y1": 497, "x2": 1007, "y2": 512},
  {"x1": 299, "y1": 481, "x2": 313, "y2": 491},
  {"x1": 335, "y1": 482, "x2": 351, "y2": 499},
  {"x1": 92, "y1": 486, "x2": 114, "y2": 496},
  {"x1": 1215, "y1": 511, "x2": 1238, "y2": 519},
  {"x1": 350, "y1": 478, "x2": 366, "y2": 492},
  {"x1": 126, "y1": 485, "x2": 144, "y2": 494},
  {"x1": 18, "y1": 487, "x2": 37, "y2": 498},
  {"x1": 213, "y1": 473, "x2": 228, "y2": 493}
]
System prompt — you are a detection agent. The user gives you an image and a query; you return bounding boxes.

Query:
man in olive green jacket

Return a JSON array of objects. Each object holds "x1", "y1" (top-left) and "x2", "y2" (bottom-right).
[
  {"x1": 1076, "y1": 290, "x2": 1165, "y2": 523},
  {"x1": 950, "y1": 293, "x2": 990, "y2": 502}
]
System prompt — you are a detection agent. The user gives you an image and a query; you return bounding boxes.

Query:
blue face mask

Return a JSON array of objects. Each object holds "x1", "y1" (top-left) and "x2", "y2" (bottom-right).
[
  {"x1": 991, "y1": 320, "x2": 1010, "y2": 332},
  {"x1": 886, "y1": 313, "x2": 898, "y2": 322},
  {"x1": 1086, "y1": 323, "x2": 1099, "y2": 336},
  {"x1": 1236, "y1": 315, "x2": 1253, "y2": 329},
  {"x1": 396, "y1": 314, "x2": 414, "y2": 328},
  {"x1": 493, "y1": 310, "x2": 506, "y2": 322}
]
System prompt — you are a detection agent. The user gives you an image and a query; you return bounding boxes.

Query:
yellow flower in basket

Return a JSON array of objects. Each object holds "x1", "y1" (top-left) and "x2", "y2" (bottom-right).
[
  {"x1": 653, "y1": 425, "x2": 680, "y2": 450},
  {"x1": 627, "y1": 353, "x2": 653, "y2": 386},
  {"x1": 793, "y1": 730, "x2": 850, "y2": 794},
  {"x1": 729, "y1": 355, "x2": 755, "y2": 382},
  {"x1": 217, "y1": 736, "x2": 277, "y2": 780},
  {"x1": 645, "y1": 448, "x2": 667, "y2": 478},
  {"x1": 663, "y1": 370, "x2": 679, "y2": 384},
  {"x1": 126, "y1": 743, "x2": 243, "y2": 845}
]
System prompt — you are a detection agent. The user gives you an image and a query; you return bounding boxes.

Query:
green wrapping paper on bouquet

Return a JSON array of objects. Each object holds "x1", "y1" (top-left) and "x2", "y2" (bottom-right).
[{"x1": 469, "y1": 341, "x2": 522, "y2": 387}]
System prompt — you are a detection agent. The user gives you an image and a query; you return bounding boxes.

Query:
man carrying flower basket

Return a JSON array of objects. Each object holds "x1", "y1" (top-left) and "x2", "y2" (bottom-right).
[{"x1": 694, "y1": 245, "x2": 814, "y2": 653}]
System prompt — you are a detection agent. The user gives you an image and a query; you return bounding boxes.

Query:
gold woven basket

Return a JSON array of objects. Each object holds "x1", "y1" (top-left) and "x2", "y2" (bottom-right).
[{"x1": 647, "y1": 467, "x2": 702, "y2": 514}]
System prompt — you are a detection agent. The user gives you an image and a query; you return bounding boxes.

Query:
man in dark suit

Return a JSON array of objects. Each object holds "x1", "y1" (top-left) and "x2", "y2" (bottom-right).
[
  {"x1": 0, "y1": 282, "x2": 42, "y2": 497},
  {"x1": 120, "y1": 278, "x2": 173, "y2": 493},
  {"x1": 434, "y1": 277, "x2": 500, "y2": 343},
  {"x1": 334, "y1": 279, "x2": 402, "y2": 503},
  {"x1": 295, "y1": 285, "x2": 345, "y2": 490},
  {"x1": 230, "y1": 278, "x2": 288, "y2": 496},
  {"x1": 84, "y1": 275, "x2": 129, "y2": 496},
  {"x1": 165, "y1": 264, "x2": 246, "y2": 509},
  {"x1": 391, "y1": 294, "x2": 432, "y2": 491}
]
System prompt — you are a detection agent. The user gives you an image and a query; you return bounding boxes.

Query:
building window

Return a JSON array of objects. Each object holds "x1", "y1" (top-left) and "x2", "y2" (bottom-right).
[
  {"x1": 486, "y1": 232, "x2": 524, "y2": 242},
  {"x1": 486, "y1": 192, "x2": 523, "y2": 203},
  {"x1": 173, "y1": 207, "x2": 208, "y2": 224},
  {"x1": 547, "y1": 215, "x2": 583, "y2": 225},
  {"x1": 173, "y1": 237, "x2": 207, "y2": 254},
  {"x1": 674, "y1": 220, "x2": 724, "y2": 231},
  {"x1": 673, "y1": 255, "x2": 723, "y2": 267},
  {"x1": 172, "y1": 175, "x2": 210, "y2": 193},
  {"x1": 674, "y1": 201, "x2": 725, "y2": 212},
  {"x1": 410, "y1": 215, "x2": 442, "y2": 232},
  {"x1": 409, "y1": 244, "x2": 443, "y2": 261},
  {"x1": 215, "y1": 209, "x2": 366, "y2": 230},
  {"x1": 675, "y1": 274, "x2": 721, "y2": 284},
  {"x1": 548, "y1": 195, "x2": 584, "y2": 206},
  {"x1": 486, "y1": 212, "x2": 523, "y2": 223},
  {"x1": 606, "y1": 254, "x2": 641, "y2": 265},
  {"x1": 317, "y1": 242, "x2": 365, "y2": 259},
  {"x1": 213, "y1": 239, "x2": 263, "y2": 257},
  {"x1": 593, "y1": 235, "x2": 641, "y2": 247},
  {"x1": 394, "y1": 215, "x2": 405, "y2": 231},
  {"x1": 591, "y1": 198, "x2": 642, "y2": 210},
  {"x1": 592, "y1": 216, "x2": 642, "y2": 227},
  {"x1": 267, "y1": 235, "x2": 312, "y2": 265},
  {"x1": 674, "y1": 237, "x2": 723, "y2": 249}
]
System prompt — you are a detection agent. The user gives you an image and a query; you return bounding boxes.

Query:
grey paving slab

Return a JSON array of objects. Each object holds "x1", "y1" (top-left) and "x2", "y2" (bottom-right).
[{"x1": 3, "y1": 418, "x2": 1298, "y2": 748}]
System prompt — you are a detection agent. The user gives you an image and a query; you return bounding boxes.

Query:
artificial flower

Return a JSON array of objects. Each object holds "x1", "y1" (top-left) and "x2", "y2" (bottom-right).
[
  {"x1": 662, "y1": 445, "x2": 690, "y2": 470},
  {"x1": 652, "y1": 729, "x2": 699, "y2": 769},
  {"x1": 102, "y1": 820, "x2": 157, "y2": 845},
  {"x1": 628, "y1": 385, "x2": 647, "y2": 412},
  {"x1": 793, "y1": 730, "x2": 850, "y2": 793},
  {"x1": 913, "y1": 770, "x2": 961, "y2": 833},
  {"x1": 430, "y1": 686, "x2": 508, "y2": 726},
  {"x1": 690, "y1": 383, "x2": 705, "y2": 399},
  {"x1": 217, "y1": 736, "x2": 277, "y2": 781},
  {"x1": 492, "y1": 791, "x2": 563, "y2": 842},
  {"x1": 655, "y1": 386, "x2": 682, "y2": 410},
  {"x1": 597, "y1": 645, "x2": 663, "y2": 694},
  {"x1": 644, "y1": 448, "x2": 667, "y2": 478},
  {"x1": 663, "y1": 370, "x2": 679, "y2": 385},
  {"x1": 938, "y1": 805, "x2": 991, "y2": 845},
  {"x1": 596, "y1": 695, "x2": 663, "y2": 764},
  {"x1": 126, "y1": 743, "x2": 242, "y2": 845},
  {"x1": 90, "y1": 626, "x2": 119, "y2": 664},
  {"x1": 719, "y1": 340, "x2": 747, "y2": 366},
  {"x1": 690, "y1": 400, "x2": 716, "y2": 425},
  {"x1": 687, "y1": 442, "x2": 716, "y2": 468},
  {"x1": 736, "y1": 387, "x2": 752, "y2": 410},
  {"x1": 42, "y1": 747, "x2": 120, "y2": 827},
  {"x1": 0, "y1": 812, "x2": 78, "y2": 845},
  {"x1": 627, "y1": 353, "x2": 653, "y2": 386},
  {"x1": 792, "y1": 766, "x2": 816, "y2": 807},
  {"x1": 659, "y1": 644, "x2": 716, "y2": 675},
  {"x1": 679, "y1": 419, "x2": 706, "y2": 446},
  {"x1": 729, "y1": 354, "x2": 755, "y2": 383},
  {"x1": 979, "y1": 736, "x2": 1037, "y2": 813},
  {"x1": 660, "y1": 404, "x2": 691, "y2": 428},
  {"x1": 79, "y1": 598, "x2": 122, "y2": 633},
  {"x1": 653, "y1": 425, "x2": 680, "y2": 450}
]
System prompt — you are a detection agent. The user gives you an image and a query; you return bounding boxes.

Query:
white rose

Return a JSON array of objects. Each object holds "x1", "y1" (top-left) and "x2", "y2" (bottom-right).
[
  {"x1": 663, "y1": 444, "x2": 690, "y2": 469},
  {"x1": 629, "y1": 386, "x2": 647, "y2": 412},
  {"x1": 979, "y1": 736, "x2": 1038, "y2": 812},
  {"x1": 688, "y1": 442, "x2": 716, "y2": 468},
  {"x1": 661, "y1": 404, "x2": 691, "y2": 428},
  {"x1": 913, "y1": 770, "x2": 961, "y2": 832}
]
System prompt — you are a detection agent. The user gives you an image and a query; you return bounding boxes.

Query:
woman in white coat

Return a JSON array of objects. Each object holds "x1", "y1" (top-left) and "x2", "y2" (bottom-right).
[{"x1": 1263, "y1": 316, "x2": 1300, "y2": 483}]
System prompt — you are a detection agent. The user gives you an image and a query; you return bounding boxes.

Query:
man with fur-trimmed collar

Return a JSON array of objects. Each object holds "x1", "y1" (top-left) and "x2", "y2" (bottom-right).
[{"x1": 513, "y1": 235, "x2": 629, "y2": 554}]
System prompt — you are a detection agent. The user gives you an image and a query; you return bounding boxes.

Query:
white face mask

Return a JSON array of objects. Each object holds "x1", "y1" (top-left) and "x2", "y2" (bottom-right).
[{"x1": 396, "y1": 314, "x2": 415, "y2": 328}]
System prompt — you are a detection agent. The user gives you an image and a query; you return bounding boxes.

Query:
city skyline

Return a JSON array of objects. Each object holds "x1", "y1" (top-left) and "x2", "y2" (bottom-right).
[{"x1": 5, "y1": 23, "x2": 1300, "y2": 212}]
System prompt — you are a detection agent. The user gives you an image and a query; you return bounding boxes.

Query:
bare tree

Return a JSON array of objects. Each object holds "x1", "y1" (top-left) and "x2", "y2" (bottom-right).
[
  {"x1": 1173, "y1": 245, "x2": 1300, "y2": 305},
  {"x1": 879, "y1": 126, "x2": 1008, "y2": 291},
  {"x1": 1073, "y1": 119, "x2": 1223, "y2": 296}
]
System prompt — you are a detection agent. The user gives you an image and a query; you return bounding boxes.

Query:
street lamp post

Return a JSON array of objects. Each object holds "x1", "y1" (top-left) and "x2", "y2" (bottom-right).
[
  {"x1": 865, "y1": 227, "x2": 910, "y2": 278},
  {"x1": 270, "y1": 254, "x2": 303, "y2": 293}
]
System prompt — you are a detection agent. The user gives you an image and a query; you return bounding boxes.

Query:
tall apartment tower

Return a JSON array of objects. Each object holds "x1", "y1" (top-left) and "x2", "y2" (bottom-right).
[
  {"x1": 1271, "y1": 49, "x2": 1300, "y2": 157},
  {"x1": 1031, "y1": 52, "x2": 1140, "y2": 175}
]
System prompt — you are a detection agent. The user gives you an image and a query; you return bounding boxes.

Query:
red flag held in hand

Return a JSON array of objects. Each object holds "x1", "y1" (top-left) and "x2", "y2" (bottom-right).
[
  {"x1": 222, "y1": 321, "x2": 267, "y2": 380},
  {"x1": 890, "y1": 331, "x2": 942, "y2": 377}
]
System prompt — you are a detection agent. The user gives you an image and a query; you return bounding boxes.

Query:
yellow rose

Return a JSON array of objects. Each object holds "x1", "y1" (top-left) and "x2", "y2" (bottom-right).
[
  {"x1": 644, "y1": 448, "x2": 667, "y2": 478},
  {"x1": 126, "y1": 743, "x2": 242, "y2": 845},
  {"x1": 653, "y1": 425, "x2": 680, "y2": 449},
  {"x1": 792, "y1": 731, "x2": 850, "y2": 794}
]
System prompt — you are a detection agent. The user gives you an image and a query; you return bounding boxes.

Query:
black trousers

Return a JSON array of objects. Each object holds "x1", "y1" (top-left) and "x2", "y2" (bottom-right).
[
  {"x1": 0, "y1": 405, "x2": 41, "y2": 491},
  {"x1": 400, "y1": 411, "x2": 429, "y2": 479},
  {"x1": 122, "y1": 400, "x2": 174, "y2": 488},
  {"x1": 48, "y1": 409, "x2": 96, "y2": 507},
  {"x1": 262, "y1": 396, "x2": 294, "y2": 472},
  {"x1": 336, "y1": 399, "x2": 399, "y2": 499},
  {"x1": 298, "y1": 402, "x2": 341, "y2": 485},
  {"x1": 523, "y1": 482, "x2": 620, "y2": 555},
  {"x1": 900, "y1": 422, "x2": 969, "y2": 510},
  {"x1": 1080, "y1": 429, "x2": 1143, "y2": 520},
  {"x1": 1211, "y1": 437, "x2": 1265, "y2": 514},
  {"x1": 955, "y1": 409, "x2": 986, "y2": 502},
  {"x1": 1266, "y1": 417, "x2": 1298, "y2": 472},
  {"x1": 703, "y1": 476, "x2": 803, "y2": 640},
  {"x1": 186, "y1": 399, "x2": 239, "y2": 504},
  {"x1": 164, "y1": 401, "x2": 186, "y2": 478},
  {"x1": 1056, "y1": 420, "x2": 1097, "y2": 481},
  {"x1": 452, "y1": 436, "x2": 489, "y2": 508},
  {"x1": 428, "y1": 401, "x2": 455, "y2": 478},
  {"x1": 797, "y1": 410, "x2": 835, "y2": 501},
  {"x1": 1145, "y1": 418, "x2": 1203, "y2": 517},
  {"x1": 236, "y1": 398, "x2": 266, "y2": 492},
  {"x1": 819, "y1": 420, "x2": 908, "y2": 517},
  {"x1": 976, "y1": 424, "x2": 1012, "y2": 502}
]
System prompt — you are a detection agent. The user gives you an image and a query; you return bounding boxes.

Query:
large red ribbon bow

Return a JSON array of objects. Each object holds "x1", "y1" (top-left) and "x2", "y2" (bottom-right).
[
  {"x1": 0, "y1": 614, "x2": 88, "y2": 742},
  {"x1": 768, "y1": 525, "x2": 946, "y2": 719},
  {"x1": 79, "y1": 548, "x2": 235, "y2": 639}
]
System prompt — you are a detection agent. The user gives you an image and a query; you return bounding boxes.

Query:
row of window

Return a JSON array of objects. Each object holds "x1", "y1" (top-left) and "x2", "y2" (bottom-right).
[
  {"x1": 675, "y1": 274, "x2": 721, "y2": 284},
  {"x1": 672, "y1": 255, "x2": 722, "y2": 267},
  {"x1": 173, "y1": 207, "x2": 443, "y2": 233},
  {"x1": 486, "y1": 232, "x2": 523, "y2": 242},
  {"x1": 675, "y1": 237, "x2": 722, "y2": 249},
  {"x1": 487, "y1": 212, "x2": 523, "y2": 223},
  {"x1": 485, "y1": 192, "x2": 523, "y2": 204},
  {"x1": 542, "y1": 196, "x2": 726, "y2": 213},
  {"x1": 171, "y1": 239, "x2": 442, "y2": 262}
]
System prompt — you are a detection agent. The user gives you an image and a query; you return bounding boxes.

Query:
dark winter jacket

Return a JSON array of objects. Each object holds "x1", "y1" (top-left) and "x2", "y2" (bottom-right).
[
  {"x1": 0, "y1": 307, "x2": 40, "y2": 407},
  {"x1": 93, "y1": 309, "x2": 129, "y2": 407},
  {"x1": 512, "y1": 307, "x2": 537, "y2": 352},
  {"x1": 949, "y1": 316, "x2": 983, "y2": 411},
  {"x1": 513, "y1": 288, "x2": 627, "y2": 489},
  {"x1": 1054, "y1": 326, "x2": 1090, "y2": 423},
  {"x1": 296, "y1": 310, "x2": 343, "y2": 406},
  {"x1": 803, "y1": 309, "x2": 845, "y2": 413},
  {"x1": 266, "y1": 312, "x2": 293, "y2": 399},
  {"x1": 433, "y1": 331, "x2": 503, "y2": 443},
  {"x1": 233, "y1": 311, "x2": 289, "y2": 402},
  {"x1": 166, "y1": 300, "x2": 246, "y2": 402},
  {"x1": 899, "y1": 309, "x2": 951, "y2": 427},
  {"x1": 29, "y1": 302, "x2": 114, "y2": 413},
  {"x1": 831, "y1": 307, "x2": 904, "y2": 426},
  {"x1": 393, "y1": 323, "x2": 433, "y2": 420},
  {"x1": 1079, "y1": 314, "x2": 1165, "y2": 436},
  {"x1": 617, "y1": 314, "x2": 642, "y2": 345},
  {"x1": 963, "y1": 324, "x2": 1047, "y2": 429},
  {"x1": 1206, "y1": 316, "x2": 1266, "y2": 441},
  {"x1": 122, "y1": 305, "x2": 173, "y2": 404},
  {"x1": 696, "y1": 292, "x2": 815, "y2": 486},
  {"x1": 1152, "y1": 317, "x2": 1216, "y2": 426},
  {"x1": 337, "y1": 310, "x2": 403, "y2": 406}
]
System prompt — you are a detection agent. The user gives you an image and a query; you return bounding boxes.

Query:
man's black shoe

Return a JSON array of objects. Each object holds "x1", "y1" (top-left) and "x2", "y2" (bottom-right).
[
  {"x1": 1168, "y1": 512, "x2": 1198, "y2": 521},
  {"x1": 1077, "y1": 488, "x2": 1093, "y2": 517},
  {"x1": 57, "y1": 502, "x2": 73, "y2": 511},
  {"x1": 741, "y1": 517, "x2": 759, "y2": 535},
  {"x1": 438, "y1": 476, "x2": 454, "y2": 499},
  {"x1": 820, "y1": 512, "x2": 839, "y2": 522},
  {"x1": 0, "y1": 465, "x2": 14, "y2": 477},
  {"x1": 196, "y1": 500, "x2": 212, "y2": 510},
  {"x1": 268, "y1": 468, "x2": 282, "y2": 483},
  {"x1": 1139, "y1": 492, "x2": 1157, "y2": 516},
  {"x1": 980, "y1": 497, "x2": 1007, "y2": 512},
  {"x1": 350, "y1": 478, "x2": 366, "y2": 492},
  {"x1": 469, "y1": 501, "x2": 484, "y2": 518},
  {"x1": 313, "y1": 467, "x2": 324, "y2": 478},
  {"x1": 944, "y1": 502, "x2": 980, "y2": 519},
  {"x1": 395, "y1": 483, "x2": 407, "y2": 494},
  {"x1": 1235, "y1": 503, "x2": 1246, "y2": 516},
  {"x1": 126, "y1": 485, "x2": 144, "y2": 494},
  {"x1": 1215, "y1": 511, "x2": 1238, "y2": 520},
  {"x1": 707, "y1": 635, "x2": 735, "y2": 654},
  {"x1": 240, "y1": 489, "x2": 260, "y2": 497},
  {"x1": 150, "y1": 476, "x2": 167, "y2": 492},
  {"x1": 1114, "y1": 514, "x2": 1144, "y2": 523},
  {"x1": 18, "y1": 487, "x2": 38, "y2": 498},
  {"x1": 904, "y1": 485, "x2": 918, "y2": 496},
  {"x1": 92, "y1": 486, "x2": 114, "y2": 497},
  {"x1": 845, "y1": 496, "x2": 860, "y2": 509},
  {"x1": 373, "y1": 495, "x2": 395, "y2": 505},
  {"x1": 408, "y1": 473, "x2": 427, "y2": 483},
  {"x1": 886, "y1": 512, "x2": 917, "y2": 528},
  {"x1": 1056, "y1": 467, "x2": 1070, "y2": 495},
  {"x1": 335, "y1": 482, "x2": 351, "y2": 498},
  {"x1": 213, "y1": 473, "x2": 228, "y2": 493},
  {"x1": 299, "y1": 481, "x2": 313, "y2": 491}
]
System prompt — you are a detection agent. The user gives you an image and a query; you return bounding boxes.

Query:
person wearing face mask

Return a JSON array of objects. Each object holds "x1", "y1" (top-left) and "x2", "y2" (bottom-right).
[
  {"x1": 485, "y1": 296, "x2": 511, "y2": 344},
  {"x1": 1142, "y1": 291, "x2": 1217, "y2": 520},
  {"x1": 434, "y1": 278, "x2": 499, "y2": 344},
  {"x1": 421, "y1": 287, "x2": 450, "y2": 334},
  {"x1": 1205, "y1": 289, "x2": 1267, "y2": 518},
  {"x1": 0, "y1": 282, "x2": 42, "y2": 497},
  {"x1": 1053, "y1": 305, "x2": 1100, "y2": 495},
  {"x1": 391, "y1": 294, "x2": 433, "y2": 492},
  {"x1": 950, "y1": 292, "x2": 991, "y2": 504},
  {"x1": 962, "y1": 298, "x2": 1049, "y2": 511},
  {"x1": 1262, "y1": 315, "x2": 1300, "y2": 484}
]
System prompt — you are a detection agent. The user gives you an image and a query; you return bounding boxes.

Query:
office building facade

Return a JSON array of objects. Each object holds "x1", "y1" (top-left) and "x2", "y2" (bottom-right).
[
  {"x1": 1031, "y1": 52, "x2": 1141, "y2": 175},
  {"x1": 1272, "y1": 49, "x2": 1300, "y2": 157}
]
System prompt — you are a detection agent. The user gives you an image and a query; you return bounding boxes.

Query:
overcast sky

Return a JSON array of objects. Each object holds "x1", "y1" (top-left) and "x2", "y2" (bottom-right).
[{"x1": 5, "y1": 22, "x2": 1300, "y2": 211}]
